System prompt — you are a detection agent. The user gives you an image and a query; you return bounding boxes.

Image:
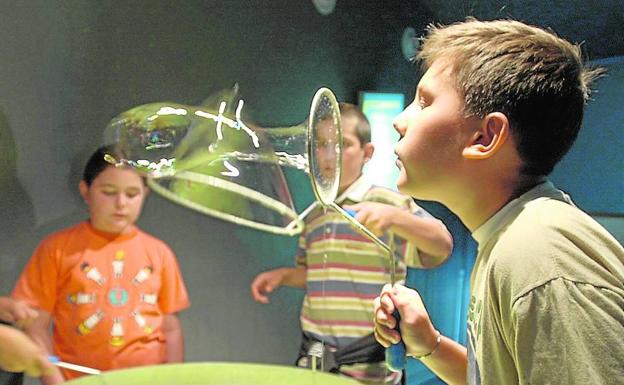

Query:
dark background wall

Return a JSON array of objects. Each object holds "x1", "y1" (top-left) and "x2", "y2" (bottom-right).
[{"x1": 0, "y1": 1, "x2": 622, "y2": 384}]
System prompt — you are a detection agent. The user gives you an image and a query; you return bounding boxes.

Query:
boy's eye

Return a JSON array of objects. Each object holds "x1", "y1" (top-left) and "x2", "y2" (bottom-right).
[
  {"x1": 102, "y1": 190, "x2": 117, "y2": 196},
  {"x1": 343, "y1": 139, "x2": 357, "y2": 148}
]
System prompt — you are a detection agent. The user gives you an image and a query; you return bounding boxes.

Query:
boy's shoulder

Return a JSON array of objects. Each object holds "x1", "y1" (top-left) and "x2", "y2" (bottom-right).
[
  {"x1": 488, "y1": 198, "x2": 624, "y2": 298},
  {"x1": 363, "y1": 185, "x2": 415, "y2": 207},
  {"x1": 502, "y1": 196, "x2": 606, "y2": 244}
]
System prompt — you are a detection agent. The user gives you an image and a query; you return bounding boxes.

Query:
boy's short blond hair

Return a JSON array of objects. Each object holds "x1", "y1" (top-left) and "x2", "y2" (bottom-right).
[{"x1": 418, "y1": 18, "x2": 604, "y2": 176}]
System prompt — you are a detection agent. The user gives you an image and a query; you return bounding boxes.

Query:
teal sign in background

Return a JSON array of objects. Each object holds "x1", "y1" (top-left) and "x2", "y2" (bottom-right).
[{"x1": 360, "y1": 91, "x2": 405, "y2": 189}]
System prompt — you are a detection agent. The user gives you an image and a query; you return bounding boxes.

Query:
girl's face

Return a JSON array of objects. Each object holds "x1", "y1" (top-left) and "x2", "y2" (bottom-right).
[{"x1": 79, "y1": 166, "x2": 148, "y2": 234}]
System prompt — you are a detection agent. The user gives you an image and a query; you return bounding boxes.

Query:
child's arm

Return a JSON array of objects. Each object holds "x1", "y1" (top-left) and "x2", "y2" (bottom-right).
[
  {"x1": 162, "y1": 313, "x2": 184, "y2": 362},
  {"x1": 23, "y1": 310, "x2": 65, "y2": 385},
  {"x1": 250, "y1": 267, "x2": 306, "y2": 304},
  {"x1": 345, "y1": 202, "x2": 453, "y2": 267},
  {"x1": 0, "y1": 297, "x2": 39, "y2": 328}
]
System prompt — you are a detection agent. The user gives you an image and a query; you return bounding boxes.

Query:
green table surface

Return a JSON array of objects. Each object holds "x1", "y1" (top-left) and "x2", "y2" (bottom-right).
[{"x1": 64, "y1": 362, "x2": 361, "y2": 385}]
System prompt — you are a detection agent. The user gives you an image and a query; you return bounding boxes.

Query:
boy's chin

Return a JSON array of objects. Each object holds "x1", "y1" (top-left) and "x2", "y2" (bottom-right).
[
  {"x1": 396, "y1": 178, "x2": 423, "y2": 199},
  {"x1": 396, "y1": 175, "x2": 410, "y2": 194}
]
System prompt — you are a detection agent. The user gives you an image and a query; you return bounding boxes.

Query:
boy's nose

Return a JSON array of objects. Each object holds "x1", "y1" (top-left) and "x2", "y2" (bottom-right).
[{"x1": 393, "y1": 114, "x2": 406, "y2": 137}]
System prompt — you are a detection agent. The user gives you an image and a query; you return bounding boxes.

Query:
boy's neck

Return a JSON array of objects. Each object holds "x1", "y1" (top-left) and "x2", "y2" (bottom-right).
[{"x1": 448, "y1": 175, "x2": 546, "y2": 232}]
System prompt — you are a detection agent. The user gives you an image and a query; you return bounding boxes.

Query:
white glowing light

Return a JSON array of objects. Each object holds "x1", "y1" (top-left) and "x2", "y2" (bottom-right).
[
  {"x1": 156, "y1": 107, "x2": 188, "y2": 116},
  {"x1": 215, "y1": 101, "x2": 227, "y2": 141},
  {"x1": 221, "y1": 160, "x2": 240, "y2": 177},
  {"x1": 193, "y1": 100, "x2": 260, "y2": 148},
  {"x1": 235, "y1": 100, "x2": 260, "y2": 148}
]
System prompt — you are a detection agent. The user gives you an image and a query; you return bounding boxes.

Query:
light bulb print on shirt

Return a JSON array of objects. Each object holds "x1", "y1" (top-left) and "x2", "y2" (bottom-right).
[
  {"x1": 69, "y1": 249, "x2": 156, "y2": 346},
  {"x1": 80, "y1": 262, "x2": 106, "y2": 286}
]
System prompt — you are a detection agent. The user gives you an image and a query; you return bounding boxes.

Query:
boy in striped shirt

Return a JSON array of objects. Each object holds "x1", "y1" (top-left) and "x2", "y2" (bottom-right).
[{"x1": 251, "y1": 103, "x2": 453, "y2": 384}]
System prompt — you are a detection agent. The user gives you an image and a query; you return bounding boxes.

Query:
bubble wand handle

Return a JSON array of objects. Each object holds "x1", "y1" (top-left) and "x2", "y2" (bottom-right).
[
  {"x1": 47, "y1": 355, "x2": 101, "y2": 375},
  {"x1": 336, "y1": 206, "x2": 406, "y2": 372},
  {"x1": 385, "y1": 232, "x2": 406, "y2": 372}
]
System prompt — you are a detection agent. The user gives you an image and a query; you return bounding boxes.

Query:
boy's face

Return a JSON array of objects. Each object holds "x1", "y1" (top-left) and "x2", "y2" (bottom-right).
[
  {"x1": 79, "y1": 166, "x2": 148, "y2": 234},
  {"x1": 393, "y1": 59, "x2": 478, "y2": 200},
  {"x1": 338, "y1": 115, "x2": 373, "y2": 193}
]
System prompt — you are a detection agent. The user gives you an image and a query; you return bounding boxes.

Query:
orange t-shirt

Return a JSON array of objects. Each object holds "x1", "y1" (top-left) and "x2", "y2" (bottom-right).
[{"x1": 12, "y1": 221, "x2": 190, "y2": 379}]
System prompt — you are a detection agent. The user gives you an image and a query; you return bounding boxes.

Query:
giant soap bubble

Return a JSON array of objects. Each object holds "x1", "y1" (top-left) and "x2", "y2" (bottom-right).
[{"x1": 103, "y1": 86, "x2": 341, "y2": 235}]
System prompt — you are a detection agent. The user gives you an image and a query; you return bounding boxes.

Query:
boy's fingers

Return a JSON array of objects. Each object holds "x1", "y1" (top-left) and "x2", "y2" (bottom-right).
[
  {"x1": 379, "y1": 292, "x2": 396, "y2": 314},
  {"x1": 14, "y1": 306, "x2": 38, "y2": 328},
  {"x1": 252, "y1": 290, "x2": 268, "y2": 303},
  {"x1": 373, "y1": 325, "x2": 391, "y2": 347},
  {"x1": 344, "y1": 203, "x2": 361, "y2": 211},
  {"x1": 375, "y1": 307, "x2": 396, "y2": 329},
  {"x1": 0, "y1": 310, "x2": 15, "y2": 324},
  {"x1": 374, "y1": 323, "x2": 400, "y2": 346}
]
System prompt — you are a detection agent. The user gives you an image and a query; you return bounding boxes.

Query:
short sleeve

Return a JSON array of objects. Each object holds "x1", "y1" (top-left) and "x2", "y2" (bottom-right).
[
  {"x1": 510, "y1": 278, "x2": 624, "y2": 385},
  {"x1": 157, "y1": 245, "x2": 190, "y2": 314},
  {"x1": 12, "y1": 240, "x2": 59, "y2": 313}
]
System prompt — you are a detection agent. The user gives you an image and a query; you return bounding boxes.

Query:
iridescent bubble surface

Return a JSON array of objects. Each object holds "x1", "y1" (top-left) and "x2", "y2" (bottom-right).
[{"x1": 102, "y1": 86, "x2": 341, "y2": 235}]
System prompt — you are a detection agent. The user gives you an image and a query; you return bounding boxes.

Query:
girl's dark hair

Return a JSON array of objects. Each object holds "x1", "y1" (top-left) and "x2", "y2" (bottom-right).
[{"x1": 82, "y1": 145, "x2": 131, "y2": 186}]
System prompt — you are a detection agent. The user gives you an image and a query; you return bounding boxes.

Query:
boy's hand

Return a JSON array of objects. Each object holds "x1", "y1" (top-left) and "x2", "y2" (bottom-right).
[
  {"x1": 373, "y1": 284, "x2": 440, "y2": 358},
  {"x1": 0, "y1": 325, "x2": 54, "y2": 377},
  {"x1": 345, "y1": 202, "x2": 406, "y2": 237},
  {"x1": 0, "y1": 297, "x2": 39, "y2": 328},
  {"x1": 250, "y1": 269, "x2": 285, "y2": 304}
]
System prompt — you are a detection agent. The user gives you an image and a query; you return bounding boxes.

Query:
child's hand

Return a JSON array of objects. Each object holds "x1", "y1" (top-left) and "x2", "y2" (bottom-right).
[
  {"x1": 373, "y1": 284, "x2": 440, "y2": 358},
  {"x1": 0, "y1": 297, "x2": 39, "y2": 328},
  {"x1": 344, "y1": 202, "x2": 405, "y2": 236},
  {"x1": 0, "y1": 324, "x2": 54, "y2": 377},
  {"x1": 250, "y1": 269, "x2": 285, "y2": 304}
]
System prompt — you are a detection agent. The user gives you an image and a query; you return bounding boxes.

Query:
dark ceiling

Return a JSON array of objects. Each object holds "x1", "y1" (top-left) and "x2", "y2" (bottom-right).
[{"x1": 413, "y1": 0, "x2": 624, "y2": 59}]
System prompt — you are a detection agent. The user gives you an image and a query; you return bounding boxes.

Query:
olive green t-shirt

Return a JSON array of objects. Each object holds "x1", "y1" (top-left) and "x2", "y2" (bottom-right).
[{"x1": 468, "y1": 180, "x2": 624, "y2": 385}]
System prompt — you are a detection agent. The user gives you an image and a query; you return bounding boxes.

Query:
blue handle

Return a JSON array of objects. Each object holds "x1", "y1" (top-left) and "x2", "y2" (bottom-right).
[
  {"x1": 343, "y1": 208, "x2": 357, "y2": 217},
  {"x1": 48, "y1": 355, "x2": 60, "y2": 363},
  {"x1": 385, "y1": 310, "x2": 406, "y2": 372}
]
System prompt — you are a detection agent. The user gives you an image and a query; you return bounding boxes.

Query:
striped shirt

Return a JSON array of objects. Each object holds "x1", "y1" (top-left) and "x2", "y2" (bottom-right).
[{"x1": 296, "y1": 176, "x2": 432, "y2": 384}]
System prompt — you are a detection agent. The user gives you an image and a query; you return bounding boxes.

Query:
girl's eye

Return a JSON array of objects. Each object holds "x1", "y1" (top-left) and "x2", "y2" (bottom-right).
[{"x1": 125, "y1": 189, "x2": 141, "y2": 198}]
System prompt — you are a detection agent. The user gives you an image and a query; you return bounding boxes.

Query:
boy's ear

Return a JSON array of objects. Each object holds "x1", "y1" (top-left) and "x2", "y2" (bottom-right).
[
  {"x1": 363, "y1": 143, "x2": 375, "y2": 162},
  {"x1": 462, "y1": 112, "x2": 510, "y2": 159}
]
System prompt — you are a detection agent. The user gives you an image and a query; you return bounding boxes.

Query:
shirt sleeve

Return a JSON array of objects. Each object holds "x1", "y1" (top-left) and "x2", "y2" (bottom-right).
[
  {"x1": 157, "y1": 244, "x2": 191, "y2": 314},
  {"x1": 398, "y1": 200, "x2": 434, "y2": 268},
  {"x1": 509, "y1": 277, "x2": 624, "y2": 385},
  {"x1": 11, "y1": 239, "x2": 59, "y2": 313}
]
